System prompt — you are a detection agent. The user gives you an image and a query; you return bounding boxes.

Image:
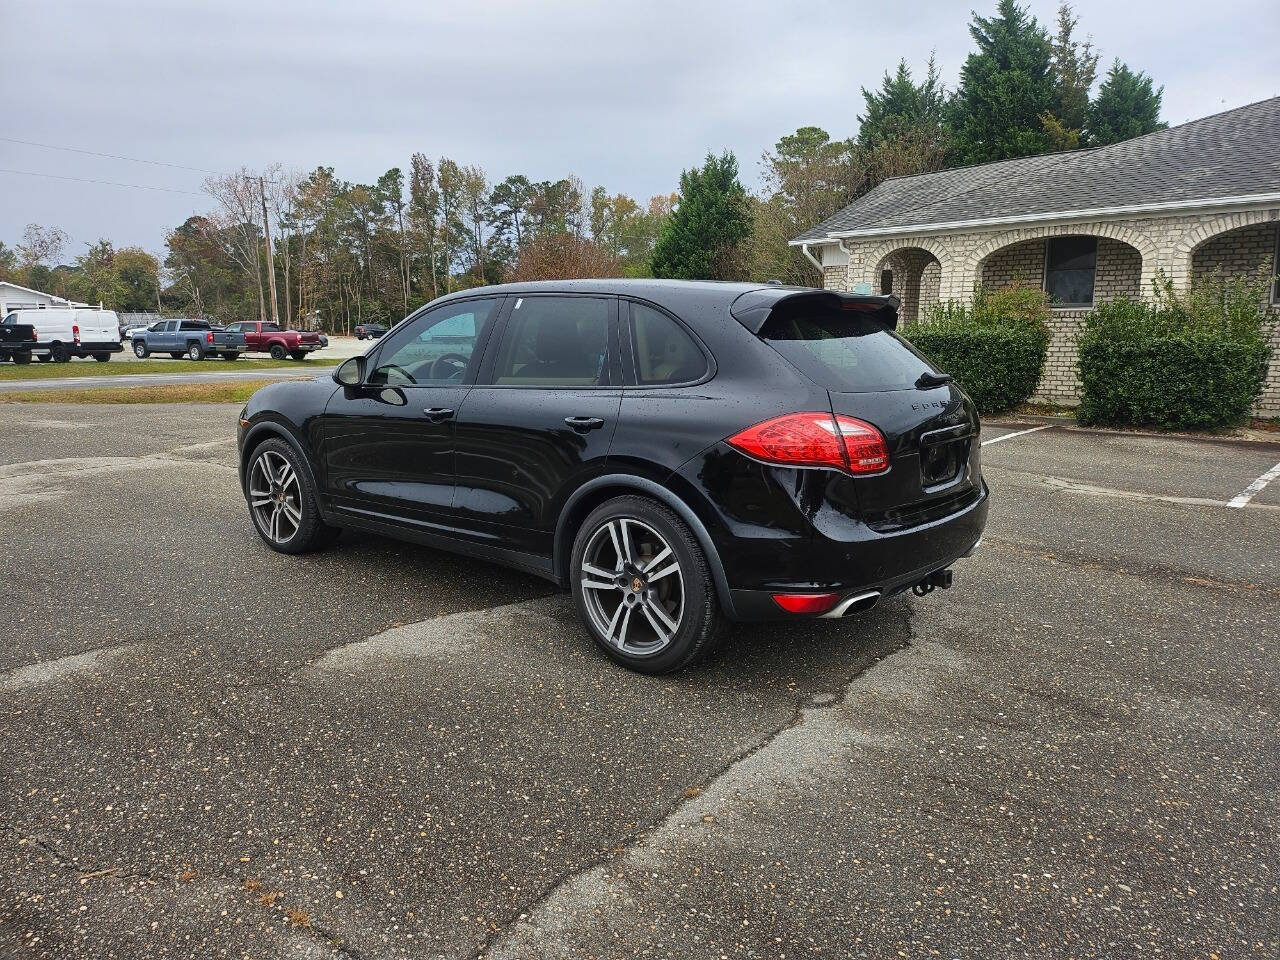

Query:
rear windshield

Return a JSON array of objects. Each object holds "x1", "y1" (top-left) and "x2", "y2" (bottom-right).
[{"x1": 761, "y1": 308, "x2": 935, "y2": 393}]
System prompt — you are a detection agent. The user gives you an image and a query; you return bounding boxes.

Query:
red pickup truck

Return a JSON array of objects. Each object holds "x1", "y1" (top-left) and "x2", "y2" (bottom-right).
[{"x1": 224, "y1": 321, "x2": 325, "y2": 360}]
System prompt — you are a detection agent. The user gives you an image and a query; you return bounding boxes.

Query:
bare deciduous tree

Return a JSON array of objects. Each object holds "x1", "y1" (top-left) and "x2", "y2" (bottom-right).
[{"x1": 203, "y1": 169, "x2": 268, "y2": 323}]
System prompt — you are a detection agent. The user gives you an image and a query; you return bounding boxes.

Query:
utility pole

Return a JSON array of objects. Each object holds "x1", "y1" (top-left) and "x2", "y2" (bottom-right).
[{"x1": 259, "y1": 177, "x2": 281, "y2": 325}]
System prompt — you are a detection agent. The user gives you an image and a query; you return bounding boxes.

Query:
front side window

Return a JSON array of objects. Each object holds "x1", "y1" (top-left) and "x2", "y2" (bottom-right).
[
  {"x1": 629, "y1": 302, "x2": 706, "y2": 385},
  {"x1": 491, "y1": 296, "x2": 611, "y2": 387},
  {"x1": 1044, "y1": 236, "x2": 1097, "y2": 307},
  {"x1": 369, "y1": 297, "x2": 498, "y2": 386}
]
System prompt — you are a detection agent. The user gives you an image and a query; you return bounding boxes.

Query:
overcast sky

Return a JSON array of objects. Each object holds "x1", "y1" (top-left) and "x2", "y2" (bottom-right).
[{"x1": 3, "y1": 0, "x2": 1278, "y2": 259}]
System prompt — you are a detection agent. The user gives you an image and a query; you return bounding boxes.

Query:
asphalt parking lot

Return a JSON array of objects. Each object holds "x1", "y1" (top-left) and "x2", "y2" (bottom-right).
[{"x1": 1, "y1": 407, "x2": 1277, "y2": 959}]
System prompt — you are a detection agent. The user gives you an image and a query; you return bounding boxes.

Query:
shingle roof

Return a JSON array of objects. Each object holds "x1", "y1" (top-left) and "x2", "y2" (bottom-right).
[{"x1": 793, "y1": 96, "x2": 1280, "y2": 243}]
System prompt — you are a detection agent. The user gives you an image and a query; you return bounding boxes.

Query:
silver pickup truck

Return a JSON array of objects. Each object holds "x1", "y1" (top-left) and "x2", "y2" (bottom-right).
[{"x1": 130, "y1": 319, "x2": 246, "y2": 361}]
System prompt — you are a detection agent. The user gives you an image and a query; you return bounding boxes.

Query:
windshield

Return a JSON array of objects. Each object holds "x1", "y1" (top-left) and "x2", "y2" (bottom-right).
[{"x1": 761, "y1": 307, "x2": 936, "y2": 393}]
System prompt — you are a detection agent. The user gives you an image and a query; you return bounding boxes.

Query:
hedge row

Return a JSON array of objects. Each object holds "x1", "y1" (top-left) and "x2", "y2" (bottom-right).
[
  {"x1": 907, "y1": 326, "x2": 1049, "y2": 415},
  {"x1": 1077, "y1": 334, "x2": 1269, "y2": 430},
  {"x1": 1076, "y1": 277, "x2": 1274, "y2": 430},
  {"x1": 906, "y1": 283, "x2": 1051, "y2": 415}
]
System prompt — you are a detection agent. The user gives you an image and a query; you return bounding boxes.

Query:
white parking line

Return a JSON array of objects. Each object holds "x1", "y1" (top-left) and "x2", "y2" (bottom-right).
[
  {"x1": 1228, "y1": 460, "x2": 1280, "y2": 509},
  {"x1": 981, "y1": 424, "x2": 1053, "y2": 447}
]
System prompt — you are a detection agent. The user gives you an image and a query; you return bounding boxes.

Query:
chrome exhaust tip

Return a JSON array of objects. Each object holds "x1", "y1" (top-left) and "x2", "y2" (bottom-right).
[{"x1": 820, "y1": 590, "x2": 882, "y2": 619}]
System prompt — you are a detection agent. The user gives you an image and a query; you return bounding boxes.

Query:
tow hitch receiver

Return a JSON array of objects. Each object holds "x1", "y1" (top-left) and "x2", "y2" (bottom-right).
[{"x1": 911, "y1": 568, "x2": 953, "y2": 597}]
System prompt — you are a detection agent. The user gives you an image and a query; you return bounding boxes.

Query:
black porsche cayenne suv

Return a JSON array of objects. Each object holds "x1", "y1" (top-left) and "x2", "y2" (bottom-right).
[{"x1": 238, "y1": 280, "x2": 987, "y2": 672}]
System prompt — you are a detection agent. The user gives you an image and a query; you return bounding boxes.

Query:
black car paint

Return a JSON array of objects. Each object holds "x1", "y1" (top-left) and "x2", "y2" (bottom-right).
[{"x1": 239, "y1": 279, "x2": 987, "y2": 619}]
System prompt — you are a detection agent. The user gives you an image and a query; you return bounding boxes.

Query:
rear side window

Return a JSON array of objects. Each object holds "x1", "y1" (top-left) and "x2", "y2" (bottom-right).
[
  {"x1": 628, "y1": 303, "x2": 707, "y2": 385},
  {"x1": 761, "y1": 306, "x2": 935, "y2": 393}
]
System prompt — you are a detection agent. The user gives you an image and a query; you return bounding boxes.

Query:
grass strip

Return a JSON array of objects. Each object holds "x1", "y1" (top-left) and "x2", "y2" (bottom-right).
[
  {"x1": 0, "y1": 357, "x2": 321, "y2": 381},
  {"x1": 0, "y1": 380, "x2": 295, "y2": 404}
]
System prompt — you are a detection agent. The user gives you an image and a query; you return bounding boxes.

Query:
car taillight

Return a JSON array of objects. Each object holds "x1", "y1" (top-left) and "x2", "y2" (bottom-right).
[
  {"x1": 206, "y1": 331, "x2": 214, "y2": 344},
  {"x1": 72, "y1": 324, "x2": 80, "y2": 343},
  {"x1": 772, "y1": 592, "x2": 840, "y2": 614},
  {"x1": 725, "y1": 413, "x2": 889, "y2": 475}
]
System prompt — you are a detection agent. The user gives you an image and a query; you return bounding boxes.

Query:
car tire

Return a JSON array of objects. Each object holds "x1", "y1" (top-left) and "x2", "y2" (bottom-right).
[
  {"x1": 93, "y1": 353, "x2": 110, "y2": 363},
  {"x1": 169, "y1": 352, "x2": 184, "y2": 360},
  {"x1": 246, "y1": 438, "x2": 340, "y2": 555},
  {"x1": 133, "y1": 340, "x2": 149, "y2": 358},
  {"x1": 221, "y1": 352, "x2": 240, "y2": 361},
  {"x1": 13, "y1": 353, "x2": 31, "y2": 365},
  {"x1": 570, "y1": 495, "x2": 724, "y2": 674},
  {"x1": 290, "y1": 350, "x2": 307, "y2": 361},
  {"x1": 186, "y1": 342, "x2": 205, "y2": 361},
  {"x1": 50, "y1": 342, "x2": 70, "y2": 363},
  {"x1": 269, "y1": 343, "x2": 287, "y2": 360}
]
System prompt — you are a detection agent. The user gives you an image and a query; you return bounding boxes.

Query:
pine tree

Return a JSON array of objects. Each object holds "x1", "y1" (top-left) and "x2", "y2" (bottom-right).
[
  {"x1": 857, "y1": 55, "x2": 947, "y2": 149},
  {"x1": 1049, "y1": 3, "x2": 1098, "y2": 135},
  {"x1": 1086, "y1": 61, "x2": 1166, "y2": 146},
  {"x1": 650, "y1": 152, "x2": 751, "y2": 281},
  {"x1": 950, "y1": 0, "x2": 1057, "y2": 163}
]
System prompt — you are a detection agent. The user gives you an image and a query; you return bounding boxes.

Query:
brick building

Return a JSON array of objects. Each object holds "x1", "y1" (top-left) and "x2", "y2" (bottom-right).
[{"x1": 792, "y1": 97, "x2": 1280, "y2": 414}]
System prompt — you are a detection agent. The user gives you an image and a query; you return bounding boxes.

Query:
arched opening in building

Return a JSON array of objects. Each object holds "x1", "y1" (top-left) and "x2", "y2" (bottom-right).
[
  {"x1": 1190, "y1": 221, "x2": 1280, "y2": 303},
  {"x1": 977, "y1": 234, "x2": 1144, "y2": 310},
  {"x1": 874, "y1": 248, "x2": 941, "y2": 325}
]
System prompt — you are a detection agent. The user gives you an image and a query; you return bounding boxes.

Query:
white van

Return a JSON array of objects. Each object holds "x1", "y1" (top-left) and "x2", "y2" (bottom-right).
[{"x1": 5, "y1": 307, "x2": 123, "y2": 363}]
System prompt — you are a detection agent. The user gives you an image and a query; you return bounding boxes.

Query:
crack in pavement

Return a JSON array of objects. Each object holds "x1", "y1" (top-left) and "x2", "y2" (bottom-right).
[
  {"x1": 476, "y1": 636, "x2": 915, "y2": 959},
  {"x1": 985, "y1": 535, "x2": 1280, "y2": 598},
  {"x1": 3, "y1": 820, "x2": 368, "y2": 959}
]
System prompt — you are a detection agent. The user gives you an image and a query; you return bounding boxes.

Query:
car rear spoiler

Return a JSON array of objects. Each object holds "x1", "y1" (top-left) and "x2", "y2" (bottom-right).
[{"x1": 729, "y1": 288, "x2": 901, "y2": 333}]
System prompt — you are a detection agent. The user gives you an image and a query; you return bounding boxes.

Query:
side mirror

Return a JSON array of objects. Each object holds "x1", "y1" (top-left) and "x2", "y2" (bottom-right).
[{"x1": 334, "y1": 356, "x2": 366, "y2": 387}]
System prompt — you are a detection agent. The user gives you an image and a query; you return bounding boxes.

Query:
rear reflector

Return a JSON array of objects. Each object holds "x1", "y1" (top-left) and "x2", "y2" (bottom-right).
[
  {"x1": 771, "y1": 592, "x2": 840, "y2": 614},
  {"x1": 726, "y1": 413, "x2": 889, "y2": 475}
]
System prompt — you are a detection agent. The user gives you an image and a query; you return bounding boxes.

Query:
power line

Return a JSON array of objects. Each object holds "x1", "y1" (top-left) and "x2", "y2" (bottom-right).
[
  {"x1": 0, "y1": 168, "x2": 204, "y2": 196},
  {"x1": 0, "y1": 136, "x2": 219, "y2": 175}
]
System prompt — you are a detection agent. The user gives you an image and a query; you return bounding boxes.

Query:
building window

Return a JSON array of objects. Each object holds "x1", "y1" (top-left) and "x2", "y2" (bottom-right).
[
  {"x1": 880, "y1": 270, "x2": 893, "y2": 295},
  {"x1": 1044, "y1": 236, "x2": 1097, "y2": 307}
]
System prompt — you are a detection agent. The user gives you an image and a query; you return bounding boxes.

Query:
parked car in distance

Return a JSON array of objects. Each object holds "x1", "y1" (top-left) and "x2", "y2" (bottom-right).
[
  {"x1": 223, "y1": 321, "x2": 325, "y2": 360},
  {"x1": 238, "y1": 280, "x2": 988, "y2": 674},
  {"x1": 354, "y1": 322, "x2": 388, "y2": 340},
  {"x1": 0, "y1": 313, "x2": 41, "y2": 363},
  {"x1": 3, "y1": 307, "x2": 123, "y2": 362},
  {"x1": 131, "y1": 318, "x2": 246, "y2": 360}
]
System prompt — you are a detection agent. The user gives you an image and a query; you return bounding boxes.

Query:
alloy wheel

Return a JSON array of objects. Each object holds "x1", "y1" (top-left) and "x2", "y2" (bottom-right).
[
  {"x1": 580, "y1": 517, "x2": 684, "y2": 656},
  {"x1": 249, "y1": 450, "x2": 302, "y2": 544}
]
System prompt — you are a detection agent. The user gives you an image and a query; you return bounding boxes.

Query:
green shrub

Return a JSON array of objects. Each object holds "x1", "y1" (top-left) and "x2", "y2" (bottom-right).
[
  {"x1": 907, "y1": 283, "x2": 1051, "y2": 414},
  {"x1": 1076, "y1": 272, "x2": 1274, "y2": 430}
]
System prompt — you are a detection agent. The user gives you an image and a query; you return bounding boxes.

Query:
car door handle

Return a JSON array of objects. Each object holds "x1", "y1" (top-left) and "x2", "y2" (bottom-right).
[
  {"x1": 565, "y1": 416, "x2": 605, "y2": 432},
  {"x1": 423, "y1": 407, "x2": 455, "y2": 423}
]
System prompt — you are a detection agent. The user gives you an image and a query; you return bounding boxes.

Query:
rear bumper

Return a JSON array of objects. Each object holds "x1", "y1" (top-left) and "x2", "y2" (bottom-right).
[
  {"x1": 723, "y1": 480, "x2": 988, "y2": 621},
  {"x1": 77, "y1": 341, "x2": 123, "y2": 354}
]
